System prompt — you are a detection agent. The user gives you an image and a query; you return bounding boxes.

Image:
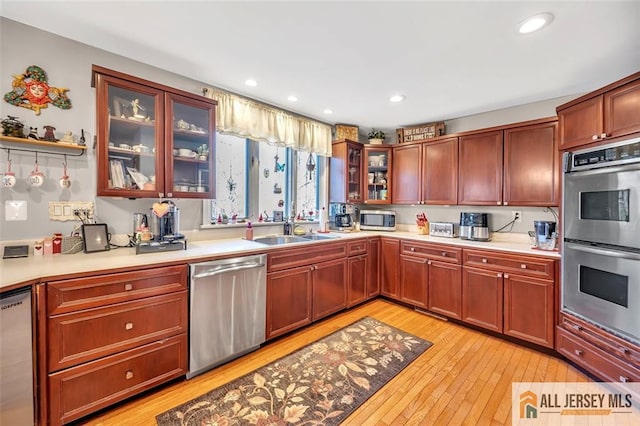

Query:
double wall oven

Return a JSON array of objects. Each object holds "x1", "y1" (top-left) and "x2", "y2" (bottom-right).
[{"x1": 562, "y1": 136, "x2": 640, "y2": 346}]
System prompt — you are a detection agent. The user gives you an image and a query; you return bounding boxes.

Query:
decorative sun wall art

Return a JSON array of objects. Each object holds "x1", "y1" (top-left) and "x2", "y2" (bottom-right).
[{"x1": 4, "y1": 65, "x2": 72, "y2": 115}]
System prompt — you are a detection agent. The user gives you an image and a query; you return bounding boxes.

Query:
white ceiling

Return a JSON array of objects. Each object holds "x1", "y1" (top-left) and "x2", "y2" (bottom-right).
[{"x1": 2, "y1": 1, "x2": 639, "y2": 135}]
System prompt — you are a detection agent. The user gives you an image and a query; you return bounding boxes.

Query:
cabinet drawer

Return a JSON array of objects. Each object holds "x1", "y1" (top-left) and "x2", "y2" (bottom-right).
[
  {"x1": 46, "y1": 265, "x2": 188, "y2": 315},
  {"x1": 401, "y1": 240, "x2": 461, "y2": 263},
  {"x1": 559, "y1": 315, "x2": 640, "y2": 368},
  {"x1": 556, "y1": 327, "x2": 640, "y2": 383},
  {"x1": 347, "y1": 239, "x2": 367, "y2": 256},
  {"x1": 268, "y1": 242, "x2": 347, "y2": 272},
  {"x1": 48, "y1": 292, "x2": 187, "y2": 372},
  {"x1": 48, "y1": 333, "x2": 187, "y2": 425},
  {"x1": 463, "y1": 249, "x2": 555, "y2": 279}
]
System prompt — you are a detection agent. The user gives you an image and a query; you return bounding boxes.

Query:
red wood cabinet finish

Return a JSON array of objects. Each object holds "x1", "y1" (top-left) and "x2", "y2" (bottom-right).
[
  {"x1": 504, "y1": 274, "x2": 554, "y2": 348},
  {"x1": 604, "y1": 78, "x2": 640, "y2": 139},
  {"x1": 312, "y1": 258, "x2": 347, "y2": 321},
  {"x1": 363, "y1": 146, "x2": 392, "y2": 204},
  {"x1": 391, "y1": 143, "x2": 421, "y2": 204},
  {"x1": 330, "y1": 139, "x2": 364, "y2": 203},
  {"x1": 503, "y1": 121, "x2": 559, "y2": 207},
  {"x1": 348, "y1": 254, "x2": 368, "y2": 307},
  {"x1": 458, "y1": 131, "x2": 503, "y2": 205},
  {"x1": 399, "y1": 255, "x2": 428, "y2": 308},
  {"x1": 423, "y1": 137, "x2": 458, "y2": 205},
  {"x1": 428, "y1": 260, "x2": 462, "y2": 320},
  {"x1": 366, "y1": 238, "x2": 381, "y2": 299},
  {"x1": 266, "y1": 265, "x2": 313, "y2": 339},
  {"x1": 558, "y1": 95, "x2": 604, "y2": 150},
  {"x1": 462, "y1": 266, "x2": 503, "y2": 333},
  {"x1": 380, "y1": 238, "x2": 400, "y2": 299}
]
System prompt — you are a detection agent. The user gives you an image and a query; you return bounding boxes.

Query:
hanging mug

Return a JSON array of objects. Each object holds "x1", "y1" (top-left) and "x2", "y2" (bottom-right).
[
  {"x1": 28, "y1": 161, "x2": 45, "y2": 187},
  {"x1": 59, "y1": 161, "x2": 71, "y2": 188},
  {"x1": 3, "y1": 158, "x2": 16, "y2": 187}
]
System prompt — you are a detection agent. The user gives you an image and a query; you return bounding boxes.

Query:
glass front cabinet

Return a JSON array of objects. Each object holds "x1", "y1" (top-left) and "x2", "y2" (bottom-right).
[
  {"x1": 93, "y1": 66, "x2": 216, "y2": 199},
  {"x1": 363, "y1": 145, "x2": 392, "y2": 204}
]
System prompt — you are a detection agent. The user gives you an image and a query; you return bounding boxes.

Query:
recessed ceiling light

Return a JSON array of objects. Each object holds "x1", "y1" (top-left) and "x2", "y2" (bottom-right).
[
  {"x1": 323, "y1": 108, "x2": 333, "y2": 114},
  {"x1": 389, "y1": 94, "x2": 406, "y2": 103},
  {"x1": 287, "y1": 95, "x2": 298, "y2": 102},
  {"x1": 518, "y1": 12, "x2": 554, "y2": 34},
  {"x1": 245, "y1": 79, "x2": 257, "y2": 87}
]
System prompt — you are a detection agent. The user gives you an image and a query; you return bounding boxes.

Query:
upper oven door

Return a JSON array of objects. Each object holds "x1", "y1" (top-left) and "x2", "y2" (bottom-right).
[
  {"x1": 563, "y1": 242, "x2": 640, "y2": 345},
  {"x1": 564, "y1": 163, "x2": 640, "y2": 249}
]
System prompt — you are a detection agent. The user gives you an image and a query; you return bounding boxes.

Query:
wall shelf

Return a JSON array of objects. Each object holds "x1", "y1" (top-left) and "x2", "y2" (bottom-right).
[{"x1": 0, "y1": 135, "x2": 86, "y2": 157}]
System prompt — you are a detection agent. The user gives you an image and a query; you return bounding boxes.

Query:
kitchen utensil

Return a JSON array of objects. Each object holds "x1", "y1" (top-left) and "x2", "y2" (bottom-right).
[
  {"x1": 59, "y1": 157, "x2": 71, "y2": 188},
  {"x1": 3, "y1": 155, "x2": 16, "y2": 188},
  {"x1": 459, "y1": 212, "x2": 490, "y2": 241},
  {"x1": 28, "y1": 156, "x2": 44, "y2": 187}
]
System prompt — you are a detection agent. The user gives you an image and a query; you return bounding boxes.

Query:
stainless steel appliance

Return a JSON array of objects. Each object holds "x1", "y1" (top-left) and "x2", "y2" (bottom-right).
[
  {"x1": 459, "y1": 212, "x2": 490, "y2": 241},
  {"x1": 533, "y1": 220, "x2": 557, "y2": 250},
  {"x1": 429, "y1": 222, "x2": 457, "y2": 238},
  {"x1": 188, "y1": 254, "x2": 266, "y2": 379},
  {"x1": 150, "y1": 200, "x2": 183, "y2": 241},
  {"x1": 562, "y1": 136, "x2": 640, "y2": 345},
  {"x1": 329, "y1": 202, "x2": 358, "y2": 231},
  {"x1": 1, "y1": 287, "x2": 34, "y2": 426},
  {"x1": 360, "y1": 209, "x2": 396, "y2": 231}
]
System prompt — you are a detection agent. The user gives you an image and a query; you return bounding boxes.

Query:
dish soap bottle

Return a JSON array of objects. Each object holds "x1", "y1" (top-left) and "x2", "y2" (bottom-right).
[{"x1": 245, "y1": 221, "x2": 253, "y2": 240}]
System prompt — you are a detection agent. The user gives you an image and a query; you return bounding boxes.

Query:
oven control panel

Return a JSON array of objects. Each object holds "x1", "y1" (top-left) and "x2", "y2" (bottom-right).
[{"x1": 571, "y1": 138, "x2": 640, "y2": 171}]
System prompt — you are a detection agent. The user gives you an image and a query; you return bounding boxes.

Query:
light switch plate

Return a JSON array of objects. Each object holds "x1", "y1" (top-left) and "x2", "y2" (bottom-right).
[{"x1": 5, "y1": 200, "x2": 27, "y2": 221}]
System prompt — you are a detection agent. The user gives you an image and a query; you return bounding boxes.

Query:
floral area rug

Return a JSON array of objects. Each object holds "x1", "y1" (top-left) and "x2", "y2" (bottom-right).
[{"x1": 156, "y1": 317, "x2": 432, "y2": 425}]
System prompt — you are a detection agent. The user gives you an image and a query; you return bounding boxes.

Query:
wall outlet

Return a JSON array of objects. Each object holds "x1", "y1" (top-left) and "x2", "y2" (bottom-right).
[
  {"x1": 48, "y1": 201, "x2": 94, "y2": 221},
  {"x1": 511, "y1": 210, "x2": 522, "y2": 223}
]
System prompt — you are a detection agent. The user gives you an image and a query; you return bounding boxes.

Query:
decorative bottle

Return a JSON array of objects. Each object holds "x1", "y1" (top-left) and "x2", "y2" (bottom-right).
[{"x1": 245, "y1": 221, "x2": 253, "y2": 240}]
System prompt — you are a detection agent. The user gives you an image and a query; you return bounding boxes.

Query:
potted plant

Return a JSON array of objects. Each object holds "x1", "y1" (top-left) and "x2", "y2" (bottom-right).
[{"x1": 367, "y1": 128, "x2": 386, "y2": 144}]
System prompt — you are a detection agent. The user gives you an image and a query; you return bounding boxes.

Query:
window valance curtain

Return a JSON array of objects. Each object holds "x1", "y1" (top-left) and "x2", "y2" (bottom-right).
[{"x1": 203, "y1": 87, "x2": 332, "y2": 157}]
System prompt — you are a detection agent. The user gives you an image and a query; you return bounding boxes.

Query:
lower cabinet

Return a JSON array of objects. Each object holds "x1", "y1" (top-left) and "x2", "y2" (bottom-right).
[
  {"x1": 428, "y1": 260, "x2": 462, "y2": 320},
  {"x1": 462, "y1": 266, "x2": 503, "y2": 333},
  {"x1": 380, "y1": 237, "x2": 400, "y2": 298},
  {"x1": 39, "y1": 265, "x2": 188, "y2": 425},
  {"x1": 399, "y1": 254, "x2": 428, "y2": 308},
  {"x1": 348, "y1": 254, "x2": 368, "y2": 307},
  {"x1": 266, "y1": 265, "x2": 313, "y2": 339},
  {"x1": 312, "y1": 258, "x2": 347, "y2": 321},
  {"x1": 504, "y1": 273, "x2": 554, "y2": 347},
  {"x1": 366, "y1": 238, "x2": 381, "y2": 299}
]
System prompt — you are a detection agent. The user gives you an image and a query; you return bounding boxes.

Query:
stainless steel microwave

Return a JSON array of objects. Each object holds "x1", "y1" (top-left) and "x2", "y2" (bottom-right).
[{"x1": 360, "y1": 210, "x2": 396, "y2": 231}]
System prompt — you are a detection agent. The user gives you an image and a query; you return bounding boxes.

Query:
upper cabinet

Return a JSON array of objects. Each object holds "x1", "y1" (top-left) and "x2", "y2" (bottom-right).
[
  {"x1": 459, "y1": 119, "x2": 559, "y2": 207},
  {"x1": 93, "y1": 66, "x2": 217, "y2": 199},
  {"x1": 392, "y1": 137, "x2": 458, "y2": 205},
  {"x1": 558, "y1": 72, "x2": 640, "y2": 151},
  {"x1": 363, "y1": 146, "x2": 392, "y2": 204},
  {"x1": 329, "y1": 139, "x2": 364, "y2": 203}
]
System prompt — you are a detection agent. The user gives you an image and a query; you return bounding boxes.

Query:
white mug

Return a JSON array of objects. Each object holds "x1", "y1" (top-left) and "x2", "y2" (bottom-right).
[
  {"x1": 3, "y1": 172, "x2": 16, "y2": 188},
  {"x1": 59, "y1": 175, "x2": 71, "y2": 188},
  {"x1": 28, "y1": 171, "x2": 45, "y2": 187}
]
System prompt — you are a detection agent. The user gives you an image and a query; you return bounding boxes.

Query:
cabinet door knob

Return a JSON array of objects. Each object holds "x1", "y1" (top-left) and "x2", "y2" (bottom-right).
[
  {"x1": 410, "y1": 247, "x2": 415, "y2": 252},
  {"x1": 124, "y1": 283, "x2": 133, "y2": 291},
  {"x1": 504, "y1": 202, "x2": 508, "y2": 206},
  {"x1": 497, "y1": 273, "x2": 502, "y2": 278},
  {"x1": 601, "y1": 133, "x2": 608, "y2": 139},
  {"x1": 427, "y1": 260, "x2": 431, "y2": 265},
  {"x1": 159, "y1": 192, "x2": 164, "y2": 198},
  {"x1": 125, "y1": 370, "x2": 134, "y2": 380},
  {"x1": 504, "y1": 274, "x2": 509, "y2": 279},
  {"x1": 441, "y1": 252, "x2": 447, "y2": 257},
  {"x1": 575, "y1": 349, "x2": 584, "y2": 357},
  {"x1": 482, "y1": 258, "x2": 488, "y2": 263},
  {"x1": 125, "y1": 322, "x2": 134, "y2": 330},
  {"x1": 620, "y1": 376, "x2": 629, "y2": 383},
  {"x1": 167, "y1": 193, "x2": 173, "y2": 198},
  {"x1": 592, "y1": 135, "x2": 599, "y2": 141},
  {"x1": 520, "y1": 264, "x2": 527, "y2": 269},
  {"x1": 496, "y1": 202, "x2": 501, "y2": 205}
]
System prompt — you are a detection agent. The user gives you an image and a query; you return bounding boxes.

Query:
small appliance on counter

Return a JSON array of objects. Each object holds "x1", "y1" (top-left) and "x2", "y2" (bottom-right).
[
  {"x1": 459, "y1": 212, "x2": 490, "y2": 241},
  {"x1": 533, "y1": 220, "x2": 557, "y2": 250},
  {"x1": 135, "y1": 200, "x2": 187, "y2": 254},
  {"x1": 329, "y1": 202, "x2": 359, "y2": 231},
  {"x1": 429, "y1": 222, "x2": 457, "y2": 238},
  {"x1": 360, "y1": 209, "x2": 396, "y2": 231}
]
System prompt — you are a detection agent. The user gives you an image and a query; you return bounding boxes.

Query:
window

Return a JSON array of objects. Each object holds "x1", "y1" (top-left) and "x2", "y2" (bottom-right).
[{"x1": 203, "y1": 133, "x2": 323, "y2": 225}]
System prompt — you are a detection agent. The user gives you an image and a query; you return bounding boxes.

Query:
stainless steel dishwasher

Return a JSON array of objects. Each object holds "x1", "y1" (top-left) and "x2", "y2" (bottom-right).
[
  {"x1": 188, "y1": 254, "x2": 267, "y2": 379},
  {"x1": 1, "y1": 287, "x2": 34, "y2": 425}
]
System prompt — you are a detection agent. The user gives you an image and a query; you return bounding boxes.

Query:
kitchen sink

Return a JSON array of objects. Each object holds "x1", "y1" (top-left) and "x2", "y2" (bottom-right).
[
  {"x1": 252, "y1": 235, "x2": 309, "y2": 245},
  {"x1": 299, "y1": 234, "x2": 338, "y2": 241}
]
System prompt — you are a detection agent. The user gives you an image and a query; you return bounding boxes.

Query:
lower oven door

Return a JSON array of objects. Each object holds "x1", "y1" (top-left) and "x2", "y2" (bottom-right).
[{"x1": 563, "y1": 241, "x2": 640, "y2": 345}]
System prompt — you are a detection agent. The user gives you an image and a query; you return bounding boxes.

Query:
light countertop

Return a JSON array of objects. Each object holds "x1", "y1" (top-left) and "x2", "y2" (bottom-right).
[{"x1": 0, "y1": 231, "x2": 559, "y2": 290}]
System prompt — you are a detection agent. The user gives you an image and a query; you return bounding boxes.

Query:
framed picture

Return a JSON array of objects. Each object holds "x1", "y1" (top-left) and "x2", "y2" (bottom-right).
[{"x1": 81, "y1": 224, "x2": 111, "y2": 253}]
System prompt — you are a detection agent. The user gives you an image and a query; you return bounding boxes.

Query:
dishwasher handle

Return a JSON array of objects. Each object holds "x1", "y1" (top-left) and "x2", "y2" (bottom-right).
[{"x1": 193, "y1": 262, "x2": 266, "y2": 279}]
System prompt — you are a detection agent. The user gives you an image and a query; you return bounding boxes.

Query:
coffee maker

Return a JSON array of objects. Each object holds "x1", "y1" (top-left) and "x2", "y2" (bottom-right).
[
  {"x1": 329, "y1": 203, "x2": 359, "y2": 231},
  {"x1": 135, "y1": 200, "x2": 186, "y2": 254},
  {"x1": 459, "y1": 212, "x2": 491, "y2": 241}
]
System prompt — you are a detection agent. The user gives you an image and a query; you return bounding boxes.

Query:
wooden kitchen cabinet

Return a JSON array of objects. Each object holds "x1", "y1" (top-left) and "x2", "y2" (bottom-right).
[
  {"x1": 366, "y1": 237, "x2": 381, "y2": 299},
  {"x1": 428, "y1": 260, "x2": 462, "y2": 320},
  {"x1": 266, "y1": 265, "x2": 313, "y2": 339},
  {"x1": 330, "y1": 139, "x2": 364, "y2": 203},
  {"x1": 557, "y1": 72, "x2": 640, "y2": 150},
  {"x1": 347, "y1": 239, "x2": 368, "y2": 307},
  {"x1": 458, "y1": 130, "x2": 503, "y2": 205},
  {"x1": 462, "y1": 248, "x2": 556, "y2": 347},
  {"x1": 363, "y1": 146, "x2": 392, "y2": 204},
  {"x1": 93, "y1": 65, "x2": 216, "y2": 199},
  {"x1": 380, "y1": 237, "x2": 400, "y2": 299},
  {"x1": 503, "y1": 121, "x2": 559, "y2": 206},
  {"x1": 38, "y1": 265, "x2": 188, "y2": 425},
  {"x1": 399, "y1": 254, "x2": 428, "y2": 308},
  {"x1": 313, "y1": 258, "x2": 348, "y2": 321},
  {"x1": 391, "y1": 143, "x2": 421, "y2": 204}
]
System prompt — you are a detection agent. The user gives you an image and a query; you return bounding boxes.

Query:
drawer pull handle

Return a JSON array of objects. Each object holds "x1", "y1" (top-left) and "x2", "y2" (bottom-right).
[
  {"x1": 427, "y1": 260, "x2": 432, "y2": 265},
  {"x1": 592, "y1": 134, "x2": 599, "y2": 141},
  {"x1": 410, "y1": 247, "x2": 415, "y2": 252},
  {"x1": 620, "y1": 347, "x2": 630, "y2": 355},
  {"x1": 124, "y1": 283, "x2": 133, "y2": 291},
  {"x1": 441, "y1": 252, "x2": 447, "y2": 257},
  {"x1": 125, "y1": 322, "x2": 134, "y2": 330},
  {"x1": 520, "y1": 264, "x2": 527, "y2": 269},
  {"x1": 620, "y1": 376, "x2": 629, "y2": 383},
  {"x1": 497, "y1": 273, "x2": 502, "y2": 278},
  {"x1": 482, "y1": 258, "x2": 488, "y2": 263},
  {"x1": 601, "y1": 133, "x2": 609, "y2": 139},
  {"x1": 571, "y1": 324, "x2": 582, "y2": 332},
  {"x1": 504, "y1": 274, "x2": 510, "y2": 279},
  {"x1": 575, "y1": 349, "x2": 584, "y2": 357},
  {"x1": 125, "y1": 370, "x2": 134, "y2": 380}
]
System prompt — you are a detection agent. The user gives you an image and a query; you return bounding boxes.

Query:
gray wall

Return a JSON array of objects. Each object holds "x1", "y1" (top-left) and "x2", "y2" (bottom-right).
[{"x1": 1, "y1": 18, "x2": 576, "y2": 241}]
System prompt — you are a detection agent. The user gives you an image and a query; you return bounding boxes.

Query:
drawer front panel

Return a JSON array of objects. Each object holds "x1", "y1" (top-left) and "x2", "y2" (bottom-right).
[
  {"x1": 557, "y1": 328, "x2": 640, "y2": 383},
  {"x1": 463, "y1": 249, "x2": 555, "y2": 279},
  {"x1": 268, "y1": 242, "x2": 347, "y2": 271},
  {"x1": 48, "y1": 292, "x2": 187, "y2": 372},
  {"x1": 47, "y1": 265, "x2": 187, "y2": 315},
  {"x1": 347, "y1": 239, "x2": 367, "y2": 256},
  {"x1": 401, "y1": 241, "x2": 461, "y2": 263},
  {"x1": 48, "y1": 334, "x2": 187, "y2": 425}
]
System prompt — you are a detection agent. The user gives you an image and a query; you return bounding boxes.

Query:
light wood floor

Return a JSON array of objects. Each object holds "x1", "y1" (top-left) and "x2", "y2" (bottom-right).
[{"x1": 82, "y1": 299, "x2": 590, "y2": 425}]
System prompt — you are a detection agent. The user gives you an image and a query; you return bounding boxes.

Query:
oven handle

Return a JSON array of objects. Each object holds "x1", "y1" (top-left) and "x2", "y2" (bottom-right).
[
  {"x1": 565, "y1": 242, "x2": 640, "y2": 261},
  {"x1": 566, "y1": 162, "x2": 640, "y2": 176}
]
